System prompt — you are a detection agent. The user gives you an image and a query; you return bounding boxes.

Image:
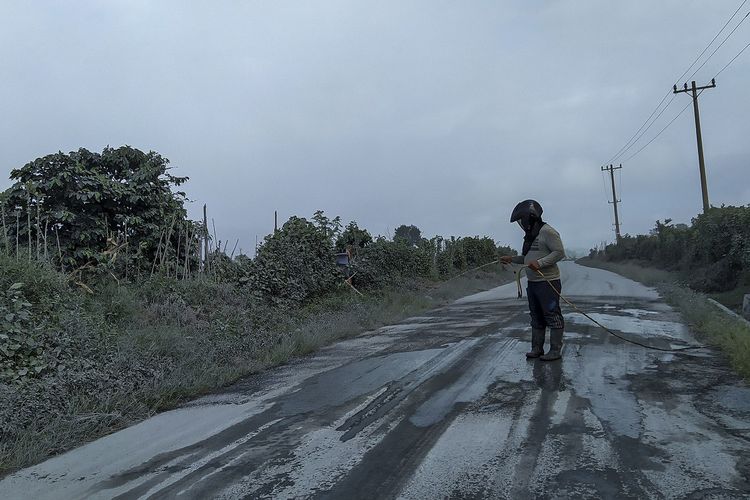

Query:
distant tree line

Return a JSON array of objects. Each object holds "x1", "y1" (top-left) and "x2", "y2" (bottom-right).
[{"x1": 589, "y1": 206, "x2": 750, "y2": 292}]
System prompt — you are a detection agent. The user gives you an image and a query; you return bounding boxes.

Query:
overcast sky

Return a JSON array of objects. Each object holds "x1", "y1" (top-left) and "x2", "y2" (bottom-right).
[{"x1": 1, "y1": 1, "x2": 748, "y2": 255}]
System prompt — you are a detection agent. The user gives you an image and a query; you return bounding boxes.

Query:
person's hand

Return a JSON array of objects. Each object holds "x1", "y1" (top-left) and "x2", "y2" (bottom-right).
[
  {"x1": 528, "y1": 259, "x2": 540, "y2": 271},
  {"x1": 500, "y1": 255, "x2": 513, "y2": 264}
]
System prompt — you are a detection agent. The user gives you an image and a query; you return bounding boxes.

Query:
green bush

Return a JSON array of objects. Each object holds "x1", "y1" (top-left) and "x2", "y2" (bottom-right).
[
  {"x1": 0, "y1": 283, "x2": 46, "y2": 381},
  {"x1": 352, "y1": 238, "x2": 433, "y2": 287},
  {"x1": 250, "y1": 214, "x2": 341, "y2": 305},
  {"x1": 335, "y1": 221, "x2": 372, "y2": 252},
  {"x1": 590, "y1": 206, "x2": 750, "y2": 292},
  {"x1": 0, "y1": 146, "x2": 195, "y2": 275}
]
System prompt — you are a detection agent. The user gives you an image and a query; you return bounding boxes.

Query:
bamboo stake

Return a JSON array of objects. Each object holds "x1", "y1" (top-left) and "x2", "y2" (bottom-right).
[
  {"x1": 27, "y1": 195, "x2": 31, "y2": 262},
  {"x1": 55, "y1": 226, "x2": 63, "y2": 272},
  {"x1": 183, "y1": 225, "x2": 191, "y2": 280},
  {"x1": 43, "y1": 218, "x2": 49, "y2": 261},
  {"x1": 160, "y1": 216, "x2": 176, "y2": 272},
  {"x1": 212, "y1": 218, "x2": 218, "y2": 252},
  {"x1": 0, "y1": 203, "x2": 8, "y2": 257},
  {"x1": 150, "y1": 229, "x2": 166, "y2": 277},
  {"x1": 36, "y1": 201, "x2": 41, "y2": 261},
  {"x1": 202, "y1": 204, "x2": 209, "y2": 274},
  {"x1": 16, "y1": 210, "x2": 20, "y2": 261},
  {"x1": 124, "y1": 220, "x2": 129, "y2": 281},
  {"x1": 187, "y1": 226, "x2": 192, "y2": 278},
  {"x1": 182, "y1": 225, "x2": 189, "y2": 279},
  {"x1": 230, "y1": 239, "x2": 239, "y2": 259},
  {"x1": 174, "y1": 222, "x2": 182, "y2": 279}
]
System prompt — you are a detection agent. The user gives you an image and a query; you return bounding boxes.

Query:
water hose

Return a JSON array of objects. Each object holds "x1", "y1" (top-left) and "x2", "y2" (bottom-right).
[{"x1": 513, "y1": 264, "x2": 708, "y2": 352}]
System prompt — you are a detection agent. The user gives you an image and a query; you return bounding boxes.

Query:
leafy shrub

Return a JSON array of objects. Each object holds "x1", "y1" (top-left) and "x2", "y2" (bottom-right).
[
  {"x1": 394, "y1": 224, "x2": 424, "y2": 247},
  {"x1": 250, "y1": 214, "x2": 341, "y2": 304},
  {"x1": 1, "y1": 146, "x2": 193, "y2": 274},
  {"x1": 335, "y1": 221, "x2": 372, "y2": 252},
  {"x1": 352, "y1": 238, "x2": 433, "y2": 287},
  {"x1": 0, "y1": 283, "x2": 46, "y2": 381},
  {"x1": 591, "y1": 205, "x2": 750, "y2": 292}
]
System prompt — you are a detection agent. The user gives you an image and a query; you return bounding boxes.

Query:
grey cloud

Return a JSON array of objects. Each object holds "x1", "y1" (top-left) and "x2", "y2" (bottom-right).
[{"x1": 1, "y1": 0, "x2": 747, "y2": 256}]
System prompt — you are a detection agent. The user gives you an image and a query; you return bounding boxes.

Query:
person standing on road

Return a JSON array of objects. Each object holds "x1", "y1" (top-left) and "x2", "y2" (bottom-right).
[{"x1": 500, "y1": 200, "x2": 566, "y2": 361}]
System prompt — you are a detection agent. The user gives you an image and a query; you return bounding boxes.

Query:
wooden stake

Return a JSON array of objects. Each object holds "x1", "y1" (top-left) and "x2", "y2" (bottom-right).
[
  {"x1": 183, "y1": 225, "x2": 192, "y2": 279},
  {"x1": 43, "y1": 218, "x2": 49, "y2": 261},
  {"x1": 16, "y1": 211, "x2": 20, "y2": 261},
  {"x1": 150, "y1": 229, "x2": 166, "y2": 277},
  {"x1": 0, "y1": 203, "x2": 8, "y2": 257},
  {"x1": 36, "y1": 201, "x2": 41, "y2": 261},
  {"x1": 27, "y1": 195, "x2": 31, "y2": 262},
  {"x1": 212, "y1": 218, "x2": 218, "y2": 252},
  {"x1": 160, "y1": 216, "x2": 176, "y2": 273},
  {"x1": 203, "y1": 204, "x2": 209, "y2": 274},
  {"x1": 124, "y1": 220, "x2": 129, "y2": 281},
  {"x1": 175, "y1": 222, "x2": 182, "y2": 279},
  {"x1": 55, "y1": 226, "x2": 63, "y2": 272}
]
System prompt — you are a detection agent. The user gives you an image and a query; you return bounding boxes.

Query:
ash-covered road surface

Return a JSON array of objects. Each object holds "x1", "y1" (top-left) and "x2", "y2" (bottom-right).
[{"x1": 2, "y1": 262, "x2": 750, "y2": 499}]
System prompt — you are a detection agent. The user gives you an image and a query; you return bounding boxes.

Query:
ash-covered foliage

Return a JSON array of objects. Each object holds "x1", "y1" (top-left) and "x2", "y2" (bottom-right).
[
  {"x1": 0, "y1": 146, "x2": 517, "y2": 473},
  {"x1": 0, "y1": 146, "x2": 195, "y2": 275},
  {"x1": 589, "y1": 206, "x2": 750, "y2": 292}
]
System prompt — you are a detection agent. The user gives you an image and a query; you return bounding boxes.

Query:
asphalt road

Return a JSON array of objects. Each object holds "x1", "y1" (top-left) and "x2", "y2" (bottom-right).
[{"x1": 2, "y1": 262, "x2": 749, "y2": 499}]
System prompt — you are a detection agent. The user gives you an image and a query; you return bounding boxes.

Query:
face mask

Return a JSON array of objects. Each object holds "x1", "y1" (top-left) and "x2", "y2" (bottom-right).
[{"x1": 518, "y1": 217, "x2": 534, "y2": 232}]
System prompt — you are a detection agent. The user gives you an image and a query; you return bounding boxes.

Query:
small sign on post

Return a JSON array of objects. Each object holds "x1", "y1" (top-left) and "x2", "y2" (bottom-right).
[{"x1": 335, "y1": 252, "x2": 350, "y2": 267}]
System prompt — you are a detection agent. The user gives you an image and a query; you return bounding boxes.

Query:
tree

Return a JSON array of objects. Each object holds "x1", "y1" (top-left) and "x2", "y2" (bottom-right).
[
  {"x1": 1, "y1": 146, "x2": 190, "y2": 272},
  {"x1": 394, "y1": 224, "x2": 423, "y2": 247},
  {"x1": 336, "y1": 221, "x2": 372, "y2": 252}
]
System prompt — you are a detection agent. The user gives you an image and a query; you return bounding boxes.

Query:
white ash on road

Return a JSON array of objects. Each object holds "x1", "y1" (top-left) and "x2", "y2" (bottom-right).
[{"x1": 1, "y1": 262, "x2": 749, "y2": 499}]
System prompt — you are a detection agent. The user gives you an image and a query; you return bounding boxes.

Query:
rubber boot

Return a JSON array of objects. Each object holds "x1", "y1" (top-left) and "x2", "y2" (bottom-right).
[
  {"x1": 540, "y1": 328, "x2": 563, "y2": 361},
  {"x1": 526, "y1": 328, "x2": 546, "y2": 358}
]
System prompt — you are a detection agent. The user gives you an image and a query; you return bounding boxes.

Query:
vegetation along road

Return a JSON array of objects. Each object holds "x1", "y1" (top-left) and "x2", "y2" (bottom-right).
[{"x1": 1, "y1": 262, "x2": 748, "y2": 499}]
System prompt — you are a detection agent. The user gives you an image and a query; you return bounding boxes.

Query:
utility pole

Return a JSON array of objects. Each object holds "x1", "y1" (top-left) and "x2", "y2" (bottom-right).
[
  {"x1": 601, "y1": 164, "x2": 622, "y2": 242},
  {"x1": 673, "y1": 79, "x2": 716, "y2": 213}
]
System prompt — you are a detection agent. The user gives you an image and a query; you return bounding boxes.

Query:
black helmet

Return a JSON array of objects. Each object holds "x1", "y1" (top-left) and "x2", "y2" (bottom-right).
[{"x1": 510, "y1": 199, "x2": 543, "y2": 231}]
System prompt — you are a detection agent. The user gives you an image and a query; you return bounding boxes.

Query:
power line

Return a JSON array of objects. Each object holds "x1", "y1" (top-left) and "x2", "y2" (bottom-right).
[
  {"x1": 606, "y1": 92, "x2": 672, "y2": 165},
  {"x1": 621, "y1": 99, "x2": 693, "y2": 163},
  {"x1": 686, "y1": 9, "x2": 750, "y2": 81},
  {"x1": 621, "y1": 34, "x2": 750, "y2": 165},
  {"x1": 680, "y1": 0, "x2": 748, "y2": 82},
  {"x1": 606, "y1": 0, "x2": 748, "y2": 164},
  {"x1": 609, "y1": 94, "x2": 677, "y2": 164},
  {"x1": 714, "y1": 40, "x2": 750, "y2": 78}
]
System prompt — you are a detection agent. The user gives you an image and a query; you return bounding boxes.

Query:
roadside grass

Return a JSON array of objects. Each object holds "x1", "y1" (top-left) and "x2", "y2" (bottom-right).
[
  {"x1": 0, "y1": 265, "x2": 512, "y2": 476},
  {"x1": 708, "y1": 287, "x2": 748, "y2": 314},
  {"x1": 578, "y1": 257, "x2": 750, "y2": 380}
]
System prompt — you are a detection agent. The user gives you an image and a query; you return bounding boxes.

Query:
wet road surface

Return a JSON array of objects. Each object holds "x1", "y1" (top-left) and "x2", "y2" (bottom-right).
[{"x1": 2, "y1": 262, "x2": 750, "y2": 499}]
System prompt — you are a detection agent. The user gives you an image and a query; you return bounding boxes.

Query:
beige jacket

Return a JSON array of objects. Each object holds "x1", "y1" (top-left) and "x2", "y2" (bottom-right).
[{"x1": 511, "y1": 224, "x2": 566, "y2": 281}]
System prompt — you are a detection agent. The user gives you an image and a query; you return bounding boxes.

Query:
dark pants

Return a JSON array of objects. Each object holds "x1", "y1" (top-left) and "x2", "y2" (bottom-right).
[{"x1": 527, "y1": 279, "x2": 564, "y2": 329}]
